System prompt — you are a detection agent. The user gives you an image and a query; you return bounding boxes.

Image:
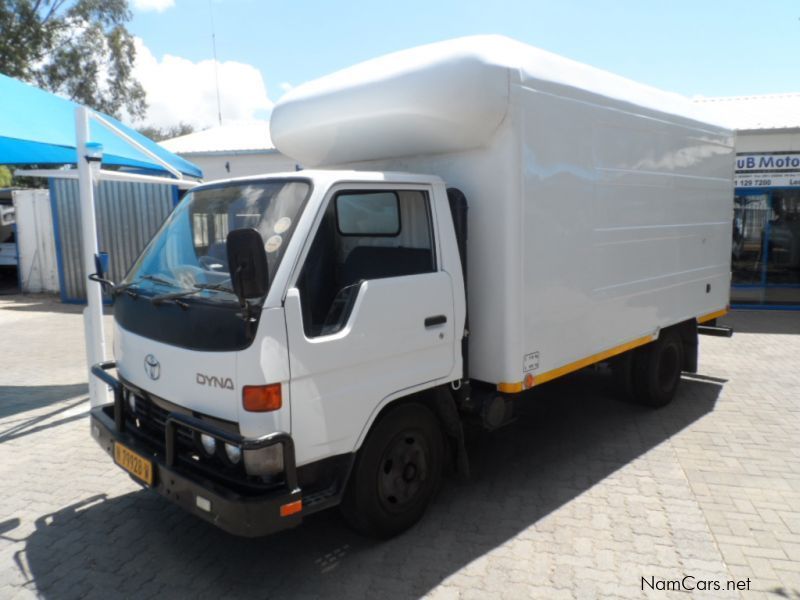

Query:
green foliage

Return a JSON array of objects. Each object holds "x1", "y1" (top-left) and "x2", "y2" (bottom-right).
[
  {"x1": 136, "y1": 122, "x2": 196, "y2": 142},
  {"x1": 0, "y1": 166, "x2": 12, "y2": 187},
  {"x1": 0, "y1": 0, "x2": 146, "y2": 120}
]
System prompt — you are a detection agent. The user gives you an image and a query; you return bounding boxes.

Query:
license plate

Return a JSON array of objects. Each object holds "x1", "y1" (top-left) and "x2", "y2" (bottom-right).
[{"x1": 114, "y1": 442, "x2": 154, "y2": 485}]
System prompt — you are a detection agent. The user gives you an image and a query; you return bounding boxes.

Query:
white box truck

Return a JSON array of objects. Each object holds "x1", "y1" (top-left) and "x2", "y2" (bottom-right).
[{"x1": 90, "y1": 36, "x2": 734, "y2": 538}]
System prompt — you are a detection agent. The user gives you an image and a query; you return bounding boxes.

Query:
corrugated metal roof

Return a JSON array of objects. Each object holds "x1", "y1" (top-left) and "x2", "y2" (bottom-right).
[
  {"x1": 160, "y1": 120, "x2": 274, "y2": 155},
  {"x1": 693, "y1": 94, "x2": 800, "y2": 131}
]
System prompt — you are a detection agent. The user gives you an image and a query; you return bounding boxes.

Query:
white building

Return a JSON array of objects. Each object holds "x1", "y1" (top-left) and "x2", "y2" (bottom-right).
[
  {"x1": 694, "y1": 94, "x2": 800, "y2": 309},
  {"x1": 160, "y1": 121, "x2": 298, "y2": 182},
  {"x1": 13, "y1": 188, "x2": 59, "y2": 294}
]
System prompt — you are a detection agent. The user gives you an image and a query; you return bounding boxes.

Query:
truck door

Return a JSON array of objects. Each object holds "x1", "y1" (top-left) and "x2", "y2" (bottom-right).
[{"x1": 284, "y1": 184, "x2": 455, "y2": 465}]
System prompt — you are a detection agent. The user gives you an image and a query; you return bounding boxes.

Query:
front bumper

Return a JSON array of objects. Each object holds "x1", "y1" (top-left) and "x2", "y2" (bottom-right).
[{"x1": 90, "y1": 361, "x2": 303, "y2": 537}]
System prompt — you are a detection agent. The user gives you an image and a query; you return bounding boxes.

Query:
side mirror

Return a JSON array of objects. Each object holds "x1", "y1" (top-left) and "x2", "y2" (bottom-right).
[{"x1": 226, "y1": 228, "x2": 269, "y2": 301}]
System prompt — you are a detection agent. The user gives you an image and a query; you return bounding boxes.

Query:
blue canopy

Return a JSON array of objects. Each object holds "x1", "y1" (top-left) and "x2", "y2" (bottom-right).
[{"x1": 0, "y1": 73, "x2": 202, "y2": 178}]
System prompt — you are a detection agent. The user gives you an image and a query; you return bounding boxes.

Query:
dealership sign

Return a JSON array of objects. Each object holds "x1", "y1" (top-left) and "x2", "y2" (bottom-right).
[{"x1": 735, "y1": 152, "x2": 800, "y2": 188}]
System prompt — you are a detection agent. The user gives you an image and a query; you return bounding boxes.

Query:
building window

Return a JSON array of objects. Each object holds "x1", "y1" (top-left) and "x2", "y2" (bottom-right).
[{"x1": 731, "y1": 189, "x2": 800, "y2": 306}]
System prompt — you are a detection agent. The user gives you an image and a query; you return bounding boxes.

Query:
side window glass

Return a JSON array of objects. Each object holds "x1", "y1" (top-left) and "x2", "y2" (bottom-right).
[
  {"x1": 336, "y1": 192, "x2": 400, "y2": 236},
  {"x1": 296, "y1": 189, "x2": 436, "y2": 337}
]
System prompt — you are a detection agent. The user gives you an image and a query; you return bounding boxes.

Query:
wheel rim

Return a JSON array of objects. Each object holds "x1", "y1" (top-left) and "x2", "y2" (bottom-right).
[
  {"x1": 657, "y1": 343, "x2": 680, "y2": 393},
  {"x1": 377, "y1": 429, "x2": 429, "y2": 514}
]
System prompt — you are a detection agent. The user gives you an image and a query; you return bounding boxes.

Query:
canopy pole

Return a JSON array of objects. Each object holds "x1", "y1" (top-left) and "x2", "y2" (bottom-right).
[
  {"x1": 90, "y1": 113, "x2": 184, "y2": 180},
  {"x1": 76, "y1": 106, "x2": 109, "y2": 407}
]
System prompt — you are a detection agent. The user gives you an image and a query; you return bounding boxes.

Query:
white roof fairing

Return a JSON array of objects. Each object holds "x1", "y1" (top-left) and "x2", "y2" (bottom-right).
[{"x1": 271, "y1": 35, "x2": 725, "y2": 167}]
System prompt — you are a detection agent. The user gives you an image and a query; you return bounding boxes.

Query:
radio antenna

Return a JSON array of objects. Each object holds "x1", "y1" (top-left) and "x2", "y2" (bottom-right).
[{"x1": 210, "y1": 0, "x2": 222, "y2": 126}]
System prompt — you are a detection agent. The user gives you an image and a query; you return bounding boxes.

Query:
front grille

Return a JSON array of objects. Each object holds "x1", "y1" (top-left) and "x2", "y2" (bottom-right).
[
  {"x1": 126, "y1": 393, "x2": 194, "y2": 451},
  {"x1": 120, "y1": 385, "x2": 279, "y2": 495}
]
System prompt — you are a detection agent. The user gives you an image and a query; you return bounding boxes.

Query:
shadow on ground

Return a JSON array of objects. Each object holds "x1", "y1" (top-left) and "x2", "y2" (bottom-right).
[
  {"x1": 720, "y1": 310, "x2": 800, "y2": 335},
  {"x1": 0, "y1": 384, "x2": 88, "y2": 444},
  {"x1": 22, "y1": 370, "x2": 722, "y2": 599},
  {"x1": 0, "y1": 269, "x2": 19, "y2": 296},
  {"x1": 0, "y1": 294, "x2": 113, "y2": 315},
  {"x1": 0, "y1": 384, "x2": 88, "y2": 421}
]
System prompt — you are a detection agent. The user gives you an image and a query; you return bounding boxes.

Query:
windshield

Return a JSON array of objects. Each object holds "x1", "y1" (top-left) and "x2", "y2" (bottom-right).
[{"x1": 125, "y1": 180, "x2": 311, "y2": 302}]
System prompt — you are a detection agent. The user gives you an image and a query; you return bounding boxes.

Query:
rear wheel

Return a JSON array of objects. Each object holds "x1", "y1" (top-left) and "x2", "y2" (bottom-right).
[
  {"x1": 340, "y1": 403, "x2": 444, "y2": 538},
  {"x1": 610, "y1": 351, "x2": 635, "y2": 401},
  {"x1": 631, "y1": 330, "x2": 684, "y2": 408}
]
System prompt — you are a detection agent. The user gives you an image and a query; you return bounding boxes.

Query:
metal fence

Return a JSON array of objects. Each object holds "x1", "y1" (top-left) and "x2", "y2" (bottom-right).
[{"x1": 50, "y1": 179, "x2": 177, "y2": 302}]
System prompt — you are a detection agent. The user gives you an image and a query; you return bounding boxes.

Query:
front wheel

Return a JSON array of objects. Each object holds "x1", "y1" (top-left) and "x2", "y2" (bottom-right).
[{"x1": 340, "y1": 402, "x2": 444, "y2": 538}]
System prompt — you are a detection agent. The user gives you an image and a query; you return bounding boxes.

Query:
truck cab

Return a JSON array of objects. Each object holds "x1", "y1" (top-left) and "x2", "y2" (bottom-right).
[{"x1": 90, "y1": 170, "x2": 467, "y2": 537}]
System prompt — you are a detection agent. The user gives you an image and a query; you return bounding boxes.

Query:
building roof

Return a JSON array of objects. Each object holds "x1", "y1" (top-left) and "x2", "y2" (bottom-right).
[
  {"x1": 160, "y1": 120, "x2": 275, "y2": 155},
  {"x1": 693, "y1": 94, "x2": 800, "y2": 131}
]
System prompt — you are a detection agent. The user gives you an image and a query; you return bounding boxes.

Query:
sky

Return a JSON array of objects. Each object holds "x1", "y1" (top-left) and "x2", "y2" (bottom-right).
[{"x1": 127, "y1": 0, "x2": 800, "y2": 129}]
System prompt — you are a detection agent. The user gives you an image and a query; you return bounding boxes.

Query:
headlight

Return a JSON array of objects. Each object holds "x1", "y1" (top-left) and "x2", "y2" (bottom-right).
[
  {"x1": 244, "y1": 445, "x2": 283, "y2": 477},
  {"x1": 125, "y1": 389, "x2": 136, "y2": 413},
  {"x1": 199, "y1": 434, "x2": 216, "y2": 456},
  {"x1": 224, "y1": 443, "x2": 241, "y2": 464}
]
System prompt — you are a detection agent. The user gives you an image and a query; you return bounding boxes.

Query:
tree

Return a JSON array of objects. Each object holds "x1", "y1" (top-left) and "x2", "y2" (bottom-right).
[
  {"x1": 0, "y1": 166, "x2": 12, "y2": 188},
  {"x1": 136, "y1": 122, "x2": 196, "y2": 142},
  {"x1": 0, "y1": 0, "x2": 146, "y2": 120}
]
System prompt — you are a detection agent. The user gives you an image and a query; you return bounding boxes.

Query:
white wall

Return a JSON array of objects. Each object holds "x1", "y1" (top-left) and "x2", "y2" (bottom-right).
[
  {"x1": 735, "y1": 130, "x2": 800, "y2": 153},
  {"x1": 14, "y1": 189, "x2": 59, "y2": 293},
  {"x1": 183, "y1": 151, "x2": 299, "y2": 182}
]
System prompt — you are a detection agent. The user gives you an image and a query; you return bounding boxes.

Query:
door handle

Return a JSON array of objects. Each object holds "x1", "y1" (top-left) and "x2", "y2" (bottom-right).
[{"x1": 424, "y1": 315, "x2": 447, "y2": 328}]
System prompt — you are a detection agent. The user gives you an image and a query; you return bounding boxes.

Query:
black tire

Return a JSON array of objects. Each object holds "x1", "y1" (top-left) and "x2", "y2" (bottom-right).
[
  {"x1": 340, "y1": 402, "x2": 444, "y2": 538},
  {"x1": 609, "y1": 350, "x2": 635, "y2": 402},
  {"x1": 631, "y1": 330, "x2": 684, "y2": 408}
]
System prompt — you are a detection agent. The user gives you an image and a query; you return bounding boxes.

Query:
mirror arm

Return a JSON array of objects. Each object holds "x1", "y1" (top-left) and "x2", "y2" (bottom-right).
[
  {"x1": 88, "y1": 272, "x2": 116, "y2": 294},
  {"x1": 231, "y1": 265, "x2": 261, "y2": 326}
]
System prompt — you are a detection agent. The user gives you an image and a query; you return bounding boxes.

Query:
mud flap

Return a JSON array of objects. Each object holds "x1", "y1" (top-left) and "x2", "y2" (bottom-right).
[{"x1": 432, "y1": 387, "x2": 470, "y2": 478}]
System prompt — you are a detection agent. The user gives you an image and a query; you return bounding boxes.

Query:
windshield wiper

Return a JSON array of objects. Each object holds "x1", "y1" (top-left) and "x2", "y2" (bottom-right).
[
  {"x1": 114, "y1": 274, "x2": 177, "y2": 298},
  {"x1": 90, "y1": 273, "x2": 177, "y2": 299},
  {"x1": 193, "y1": 282, "x2": 235, "y2": 294},
  {"x1": 151, "y1": 288, "x2": 200, "y2": 308},
  {"x1": 151, "y1": 282, "x2": 236, "y2": 309},
  {"x1": 142, "y1": 274, "x2": 176, "y2": 287}
]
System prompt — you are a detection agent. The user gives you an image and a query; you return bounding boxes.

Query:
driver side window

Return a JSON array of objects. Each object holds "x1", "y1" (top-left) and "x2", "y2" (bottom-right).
[{"x1": 296, "y1": 189, "x2": 436, "y2": 337}]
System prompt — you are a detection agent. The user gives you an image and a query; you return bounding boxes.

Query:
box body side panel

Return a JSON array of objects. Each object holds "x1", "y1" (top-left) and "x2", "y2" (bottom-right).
[{"x1": 517, "y1": 85, "x2": 734, "y2": 383}]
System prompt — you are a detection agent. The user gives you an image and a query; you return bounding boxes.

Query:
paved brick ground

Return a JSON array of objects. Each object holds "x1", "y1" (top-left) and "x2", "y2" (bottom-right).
[{"x1": 0, "y1": 294, "x2": 798, "y2": 599}]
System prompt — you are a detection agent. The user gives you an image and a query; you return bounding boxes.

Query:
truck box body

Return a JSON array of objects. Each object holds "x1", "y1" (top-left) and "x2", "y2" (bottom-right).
[{"x1": 271, "y1": 35, "x2": 735, "y2": 389}]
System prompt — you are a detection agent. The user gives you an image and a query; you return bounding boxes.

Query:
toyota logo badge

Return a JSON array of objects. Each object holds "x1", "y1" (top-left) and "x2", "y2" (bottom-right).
[{"x1": 144, "y1": 354, "x2": 160, "y2": 381}]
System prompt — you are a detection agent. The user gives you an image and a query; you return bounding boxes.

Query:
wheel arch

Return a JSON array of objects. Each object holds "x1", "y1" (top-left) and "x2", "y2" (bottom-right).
[{"x1": 353, "y1": 382, "x2": 469, "y2": 477}]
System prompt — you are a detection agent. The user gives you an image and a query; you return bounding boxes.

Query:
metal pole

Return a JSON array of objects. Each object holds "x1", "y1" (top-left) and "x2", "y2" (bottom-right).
[
  {"x1": 90, "y1": 113, "x2": 184, "y2": 180},
  {"x1": 75, "y1": 106, "x2": 108, "y2": 407},
  {"x1": 16, "y1": 168, "x2": 198, "y2": 188}
]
